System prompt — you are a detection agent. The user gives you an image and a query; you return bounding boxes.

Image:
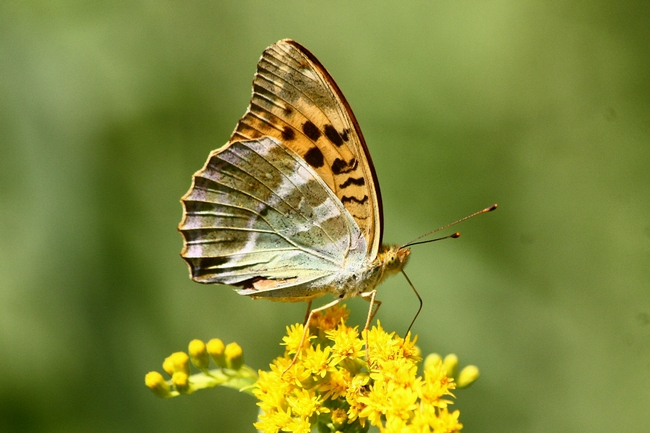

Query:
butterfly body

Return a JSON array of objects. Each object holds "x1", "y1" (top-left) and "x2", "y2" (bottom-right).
[
  {"x1": 179, "y1": 39, "x2": 407, "y2": 310},
  {"x1": 242, "y1": 244, "x2": 409, "y2": 302}
]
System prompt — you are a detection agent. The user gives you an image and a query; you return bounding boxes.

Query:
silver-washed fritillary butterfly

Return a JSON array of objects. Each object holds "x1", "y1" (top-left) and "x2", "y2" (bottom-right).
[{"x1": 178, "y1": 40, "x2": 495, "y2": 347}]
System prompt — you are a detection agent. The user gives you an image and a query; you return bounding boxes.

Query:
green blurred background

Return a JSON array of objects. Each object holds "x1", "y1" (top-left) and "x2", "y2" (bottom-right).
[{"x1": 2, "y1": 1, "x2": 649, "y2": 432}]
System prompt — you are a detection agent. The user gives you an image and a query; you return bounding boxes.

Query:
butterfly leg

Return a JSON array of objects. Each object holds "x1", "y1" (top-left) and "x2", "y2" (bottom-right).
[
  {"x1": 361, "y1": 290, "x2": 382, "y2": 327},
  {"x1": 360, "y1": 290, "x2": 381, "y2": 369},
  {"x1": 282, "y1": 297, "x2": 343, "y2": 376},
  {"x1": 302, "y1": 300, "x2": 313, "y2": 325}
]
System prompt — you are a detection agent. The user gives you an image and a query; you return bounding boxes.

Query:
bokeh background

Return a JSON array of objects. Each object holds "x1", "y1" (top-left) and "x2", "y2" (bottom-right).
[{"x1": 2, "y1": 1, "x2": 649, "y2": 432}]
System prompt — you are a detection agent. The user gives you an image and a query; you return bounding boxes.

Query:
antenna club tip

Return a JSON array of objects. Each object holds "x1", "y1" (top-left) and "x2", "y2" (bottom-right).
[
  {"x1": 488, "y1": 204, "x2": 498, "y2": 211},
  {"x1": 452, "y1": 232, "x2": 460, "y2": 238}
]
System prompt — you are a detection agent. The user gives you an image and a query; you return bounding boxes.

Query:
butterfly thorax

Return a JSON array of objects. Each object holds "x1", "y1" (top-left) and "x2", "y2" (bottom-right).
[{"x1": 330, "y1": 244, "x2": 411, "y2": 299}]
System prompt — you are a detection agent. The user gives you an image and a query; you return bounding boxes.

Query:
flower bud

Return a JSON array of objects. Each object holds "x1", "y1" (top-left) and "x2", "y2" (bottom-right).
[
  {"x1": 443, "y1": 353, "x2": 458, "y2": 378},
  {"x1": 188, "y1": 339, "x2": 209, "y2": 369},
  {"x1": 145, "y1": 371, "x2": 171, "y2": 398},
  {"x1": 163, "y1": 352, "x2": 190, "y2": 376},
  {"x1": 424, "y1": 353, "x2": 442, "y2": 371},
  {"x1": 457, "y1": 365, "x2": 480, "y2": 388},
  {"x1": 225, "y1": 342, "x2": 244, "y2": 370},
  {"x1": 207, "y1": 338, "x2": 227, "y2": 368},
  {"x1": 172, "y1": 371, "x2": 190, "y2": 394}
]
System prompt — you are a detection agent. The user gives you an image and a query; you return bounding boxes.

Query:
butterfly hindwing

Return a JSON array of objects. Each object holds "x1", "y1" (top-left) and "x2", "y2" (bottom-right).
[
  {"x1": 230, "y1": 39, "x2": 383, "y2": 258},
  {"x1": 179, "y1": 136, "x2": 367, "y2": 301}
]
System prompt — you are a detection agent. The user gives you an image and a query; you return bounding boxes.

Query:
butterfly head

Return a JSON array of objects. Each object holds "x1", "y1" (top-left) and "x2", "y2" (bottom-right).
[{"x1": 379, "y1": 244, "x2": 411, "y2": 277}]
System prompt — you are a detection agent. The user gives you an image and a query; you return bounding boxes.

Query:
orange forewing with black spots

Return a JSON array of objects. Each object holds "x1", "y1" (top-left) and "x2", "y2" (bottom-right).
[{"x1": 229, "y1": 40, "x2": 383, "y2": 258}]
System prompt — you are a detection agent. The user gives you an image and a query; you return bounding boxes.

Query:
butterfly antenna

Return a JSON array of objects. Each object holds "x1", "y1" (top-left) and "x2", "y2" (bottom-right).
[
  {"x1": 401, "y1": 269, "x2": 422, "y2": 337},
  {"x1": 404, "y1": 232, "x2": 460, "y2": 248},
  {"x1": 401, "y1": 204, "x2": 497, "y2": 248}
]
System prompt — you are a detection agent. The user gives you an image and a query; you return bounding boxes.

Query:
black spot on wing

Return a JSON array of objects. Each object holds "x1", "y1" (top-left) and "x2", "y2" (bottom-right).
[
  {"x1": 341, "y1": 195, "x2": 369, "y2": 205},
  {"x1": 324, "y1": 124, "x2": 344, "y2": 147},
  {"x1": 281, "y1": 126, "x2": 295, "y2": 141},
  {"x1": 304, "y1": 146, "x2": 325, "y2": 168},
  {"x1": 302, "y1": 121, "x2": 321, "y2": 141},
  {"x1": 331, "y1": 157, "x2": 357, "y2": 175},
  {"x1": 341, "y1": 129, "x2": 350, "y2": 142},
  {"x1": 339, "y1": 176, "x2": 365, "y2": 188}
]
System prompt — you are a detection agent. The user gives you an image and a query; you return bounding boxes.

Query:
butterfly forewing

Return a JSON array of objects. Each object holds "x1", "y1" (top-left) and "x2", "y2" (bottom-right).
[
  {"x1": 230, "y1": 39, "x2": 383, "y2": 258},
  {"x1": 179, "y1": 137, "x2": 367, "y2": 301}
]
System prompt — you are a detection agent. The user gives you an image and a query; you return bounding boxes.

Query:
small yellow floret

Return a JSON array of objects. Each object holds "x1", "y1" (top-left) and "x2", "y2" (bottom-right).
[
  {"x1": 310, "y1": 303, "x2": 349, "y2": 331},
  {"x1": 188, "y1": 339, "x2": 209, "y2": 369},
  {"x1": 327, "y1": 324, "x2": 363, "y2": 366},
  {"x1": 282, "y1": 323, "x2": 313, "y2": 355},
  {"x1": 330, "y1": 408, "x2": 348, "y2": 426}
]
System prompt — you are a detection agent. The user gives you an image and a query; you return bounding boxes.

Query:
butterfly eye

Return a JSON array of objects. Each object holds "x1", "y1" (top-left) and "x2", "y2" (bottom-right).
[{"x1": 384, "y1": 250, "x2": 400, "y2": 271}]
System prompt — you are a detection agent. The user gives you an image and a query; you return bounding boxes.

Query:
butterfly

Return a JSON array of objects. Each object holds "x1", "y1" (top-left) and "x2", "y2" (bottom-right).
[{"x1": 178, "y1": 39, "x2": 495, "y2": 349}]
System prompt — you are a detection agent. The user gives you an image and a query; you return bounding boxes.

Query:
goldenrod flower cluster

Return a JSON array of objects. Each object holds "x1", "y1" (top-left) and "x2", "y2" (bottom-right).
[
  {"x1": 144, "y1": 305, "x2": 479, "y2": 432},
  {"x1": 254, "y1": 305, "x2": 477, "y2": 433}
]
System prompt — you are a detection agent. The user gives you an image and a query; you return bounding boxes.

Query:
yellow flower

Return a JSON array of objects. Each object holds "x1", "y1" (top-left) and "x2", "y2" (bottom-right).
[
  {"x1": 255, "y1": 407, "x2": 293, "y2": 433},
  {"x1": 145, "y1": 305, "x2": 478, "y2": 432},
  {"x1": 311, "y1": 303, "x2": 349, "y2": 331},
  {"x1": 421, "y1": 357, "x2": 456, "y2": 409},
  {"x1": 281, "y1": 323, "x2": 314, "y2": 356},
  {"x1": 330, "y1": 407, "x2": 348, "y2": 426},
  {"x1": 429, "y1": 407, "x2": 463, "y2": 432},
  {"x1": 253, "y1": 305, "x2": 471, "y2": 433},
  {"x1": 286, "y1": 388, "x2": 329, "y2": 418},
  {"x1": 319, "y1": 367, "x2": 352, "y2": 400},
  {"x1": 301, "y1": 344, "x2": 332, "y2": 378},
  {"x1": 326, "y1": 323, "x2": 364, "y2": 366}
]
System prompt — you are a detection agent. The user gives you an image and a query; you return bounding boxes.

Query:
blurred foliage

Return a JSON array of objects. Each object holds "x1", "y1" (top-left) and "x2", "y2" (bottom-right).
[{"x1": 1, "y1": 1, "x2": 649, "y2": 432}]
